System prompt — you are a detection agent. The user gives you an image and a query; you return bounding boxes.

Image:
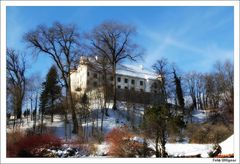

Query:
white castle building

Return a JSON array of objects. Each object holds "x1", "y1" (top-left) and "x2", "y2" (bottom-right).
[{"x1": 70, "y1": 57, "x2": 160, "y2": 97}]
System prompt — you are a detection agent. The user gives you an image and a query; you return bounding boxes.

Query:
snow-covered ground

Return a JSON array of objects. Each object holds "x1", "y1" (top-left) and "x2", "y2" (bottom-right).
[
  {"x1": 191, "y1": 110, "x2": 208, "y2": 123},
  {"x1": 219, "y1": 135, "x2": 234, "y2": 155},
  {"x1": 7, "y1": 115, "x2": 74, "y2": 139},
  {"x1": 7, "y1": 104, "x2": 234, "y2": 158},
  {"x1": 95, "y1": 142, "x2": 110, "y2": 156},
  {"x1": 166, "y1": 143, "x2": 212, "y2": 157},
  {"x1": 147, "y1": 139, "x2": 212, "y2": 157},
  {"x1": 7, "y1": 105, "x2": 132, "y2": 141},
  {"x1": 94, "y1": 135, "x2": 234, "y2": 158}
]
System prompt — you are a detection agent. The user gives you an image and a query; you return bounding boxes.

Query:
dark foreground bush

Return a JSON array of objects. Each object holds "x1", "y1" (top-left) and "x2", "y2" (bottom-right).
[{"x1": 7, "y1": 133, "x2": 61, "y2": 157}]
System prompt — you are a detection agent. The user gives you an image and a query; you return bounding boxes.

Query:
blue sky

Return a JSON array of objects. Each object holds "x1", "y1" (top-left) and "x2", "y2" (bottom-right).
[{"x1": 7, "y1": 6, "x2": 234, "y2": 78}]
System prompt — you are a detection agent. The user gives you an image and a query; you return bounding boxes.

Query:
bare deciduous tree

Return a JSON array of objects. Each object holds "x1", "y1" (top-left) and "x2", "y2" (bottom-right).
[
  {"x1": 87, "y1": 21, "x2": 143, "y2": 110},
  {"x1": 26, "y1": 74, "x2": 42, "y2": 132},
  {"x1": 185, "y1": 72, "x2": 197, "y2": 110},
  {"x1": 214, "y1": 60, "x2": 233, "y2": 113},
  {"x1": 7, "y1": 49, "x2": 26, "y2": 128},
  {"x1": 88, "y1": 55, "x2": 112, "y2": 117},
  {"x1": 152, "y1": 58, "x2": 170, "y2": 104},
  {"x1": 24, "y1": 22, "x2": 82, "y2": 134}
]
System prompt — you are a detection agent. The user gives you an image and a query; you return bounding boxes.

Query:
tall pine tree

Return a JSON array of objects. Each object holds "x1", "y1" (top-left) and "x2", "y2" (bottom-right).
[
  {"x1": 173, "y1": 68, "x2": 185, "y2": 114},
  {"x1": 39, "y1": 66, "x2": 61, "y2": 123},
  {"x1": 47, "y1": 66, "x2": 61, "y2": 122}
]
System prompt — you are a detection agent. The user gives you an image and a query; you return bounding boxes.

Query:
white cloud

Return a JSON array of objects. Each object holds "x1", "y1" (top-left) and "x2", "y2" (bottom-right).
[{"x1": 140, "y1": 29, "x2": 233, "y2": 72}]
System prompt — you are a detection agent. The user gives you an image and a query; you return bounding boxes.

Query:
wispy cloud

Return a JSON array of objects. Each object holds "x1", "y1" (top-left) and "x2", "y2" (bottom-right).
[
  {"x1": 136, "y1": 7, "x2": 233, "y2": 73},
  {"x1": 140, "y1": 27, "x2": 233, "y2": 73}
]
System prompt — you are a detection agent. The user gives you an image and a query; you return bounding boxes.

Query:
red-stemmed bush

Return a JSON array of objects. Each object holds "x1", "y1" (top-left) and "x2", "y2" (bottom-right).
[
  {"x1": 216, "y1": 154, "x2": 234, "y2": 158},
  {"x1": 106, "y1": 126, "x2": 145, "y2": 157},
  {"x1": 7, "y1": 133, "x2": 61, "y2": 157}
]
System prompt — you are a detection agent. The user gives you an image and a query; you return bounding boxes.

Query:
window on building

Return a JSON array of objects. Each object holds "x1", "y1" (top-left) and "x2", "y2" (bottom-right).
[
  {"x1": 117, "y1": 85, "x2": 121, "y2": 89},
  {"x1": 93, "y1": 81, "x2": 98, "y2": 87},
  {"x1": 140, "y1": 81, "x2": 143, "y2": 86},
  {"x1": 125, "y1": 78, "x2": 128, "y2": 83},
  {"x1": 117, "y1": 77, "x2": 121, "y2": 82},
  {"x1": 140, "y1": 89, "x2": 144, "y2": 92},
  {"x1": 131, "y1": 79, "x2": 135, "y2": 85},
  {"x1": 125, "y1": 86, "x2": 128, "y2": 90},
  {"x1": 87, "y1": 71, "x2": 90, "y2": 77},
  {"x1": 94, "y1": 73, "x2": 97, "y2": 78},
  {"x1": 75, "y1": 87, "x2": 81, "y2": 92}
]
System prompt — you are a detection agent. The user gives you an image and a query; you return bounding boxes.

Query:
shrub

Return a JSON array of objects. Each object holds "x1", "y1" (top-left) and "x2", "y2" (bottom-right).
[
  {"x1": 186, "y1": 123, "x2": 233, "y2": 144},
  {"x1": 7, "y1": 129, "x2": 25, "y2": 157},
  {"x1": 106, "y1": 127, "x2": 131, "y2": 157},
  {"x1": 208, "y1": 124, "x2": 232, "y2": 143},
  {"x1": 106, "y1": 127, "x2": 150, "y2": 157},
  {"x1": 216, "y1": 154, "x2": 234, "y2": 158},
  {"x1": 7, "y1": 133, "x2": 61, "y2": 157}
]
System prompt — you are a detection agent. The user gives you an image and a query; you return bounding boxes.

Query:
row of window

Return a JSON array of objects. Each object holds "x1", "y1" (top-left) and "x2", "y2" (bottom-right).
[
  {"x1": 88, "y1": 71, "x2": 144, "y2": 86},
  {"x1": 117, "y1": 77, "x2": 143, "y2": 85},
  {"x1": 91, "y1": 80, "x2": 144, "y2": 90},
  {"x1": 90, "y1": 81, "x2": 156, "y2": 93}
]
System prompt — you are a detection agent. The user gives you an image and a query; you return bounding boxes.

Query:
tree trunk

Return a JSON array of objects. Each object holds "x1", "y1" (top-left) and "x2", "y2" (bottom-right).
[
  {"x1": 103, "y1": 73, "x2": 109, "y2": 116},
  {"x1": 66, "y1": 78, "x2": 79, "y2": 134},
  {"x1": 160, "y1": 129, "x2": 167, "y2": 157},
  {"x1": 86, "y1": 118, "x2": 88, "y2": 141},
  {"x1": 101, "y1": 108, "x2": 104, "y2": 132},
  {"x1": 92, "y1": 117, "x2": 94, "y2": 136},
  {"x1": 40, "y1": 107, "x2": 44, "y2": 134},
  {"x1": 155, "y1": 135, "x2": 160, "y2": 157},
  {"x1": 64, "y1": 103, "x2": 68, "y2": 142},
  {"x1": 51, "y1": 98, "x2": 54, "y2": 123},
  {"x1": 26, "y1": 112, "x2": 28, "y2": 123},
  {"x1": 16, "y1": 98, "x2": 22, "y2": 119},
  {"x1": 112, "y1": 63, "x2": 117, "y2": 110},
  {"x1": 96, "y1": 108, "x2": 99, "y2": 131},
  {"x1": 191, "y1": 93, "x2": 197, "y2": 110},
  {"x1": 199, "y1": 91, "x2": 203, "y2": 110},
  {"x1": 33, "y1": 94, "x2": 38, "y2": 133},
  {"x1": 30, "y1": 98, "x2": 33, "y2": 121}
]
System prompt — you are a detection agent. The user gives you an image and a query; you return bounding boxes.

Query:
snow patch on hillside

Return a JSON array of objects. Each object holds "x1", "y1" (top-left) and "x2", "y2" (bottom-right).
[
  {"x1": 192, "y1": 110, "x2": 208, "y2": 123},
  {"x1": 95, "y1": 142, "x2": 109, "y2": 156},
  {"x1": 166, "y1": 143, "x2": 212, "y2": 157}
]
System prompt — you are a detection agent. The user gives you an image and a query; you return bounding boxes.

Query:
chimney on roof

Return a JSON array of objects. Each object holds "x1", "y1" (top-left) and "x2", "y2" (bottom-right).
[{"x1": 140, "y1": 65, "x2": 144, "y2": 70}]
